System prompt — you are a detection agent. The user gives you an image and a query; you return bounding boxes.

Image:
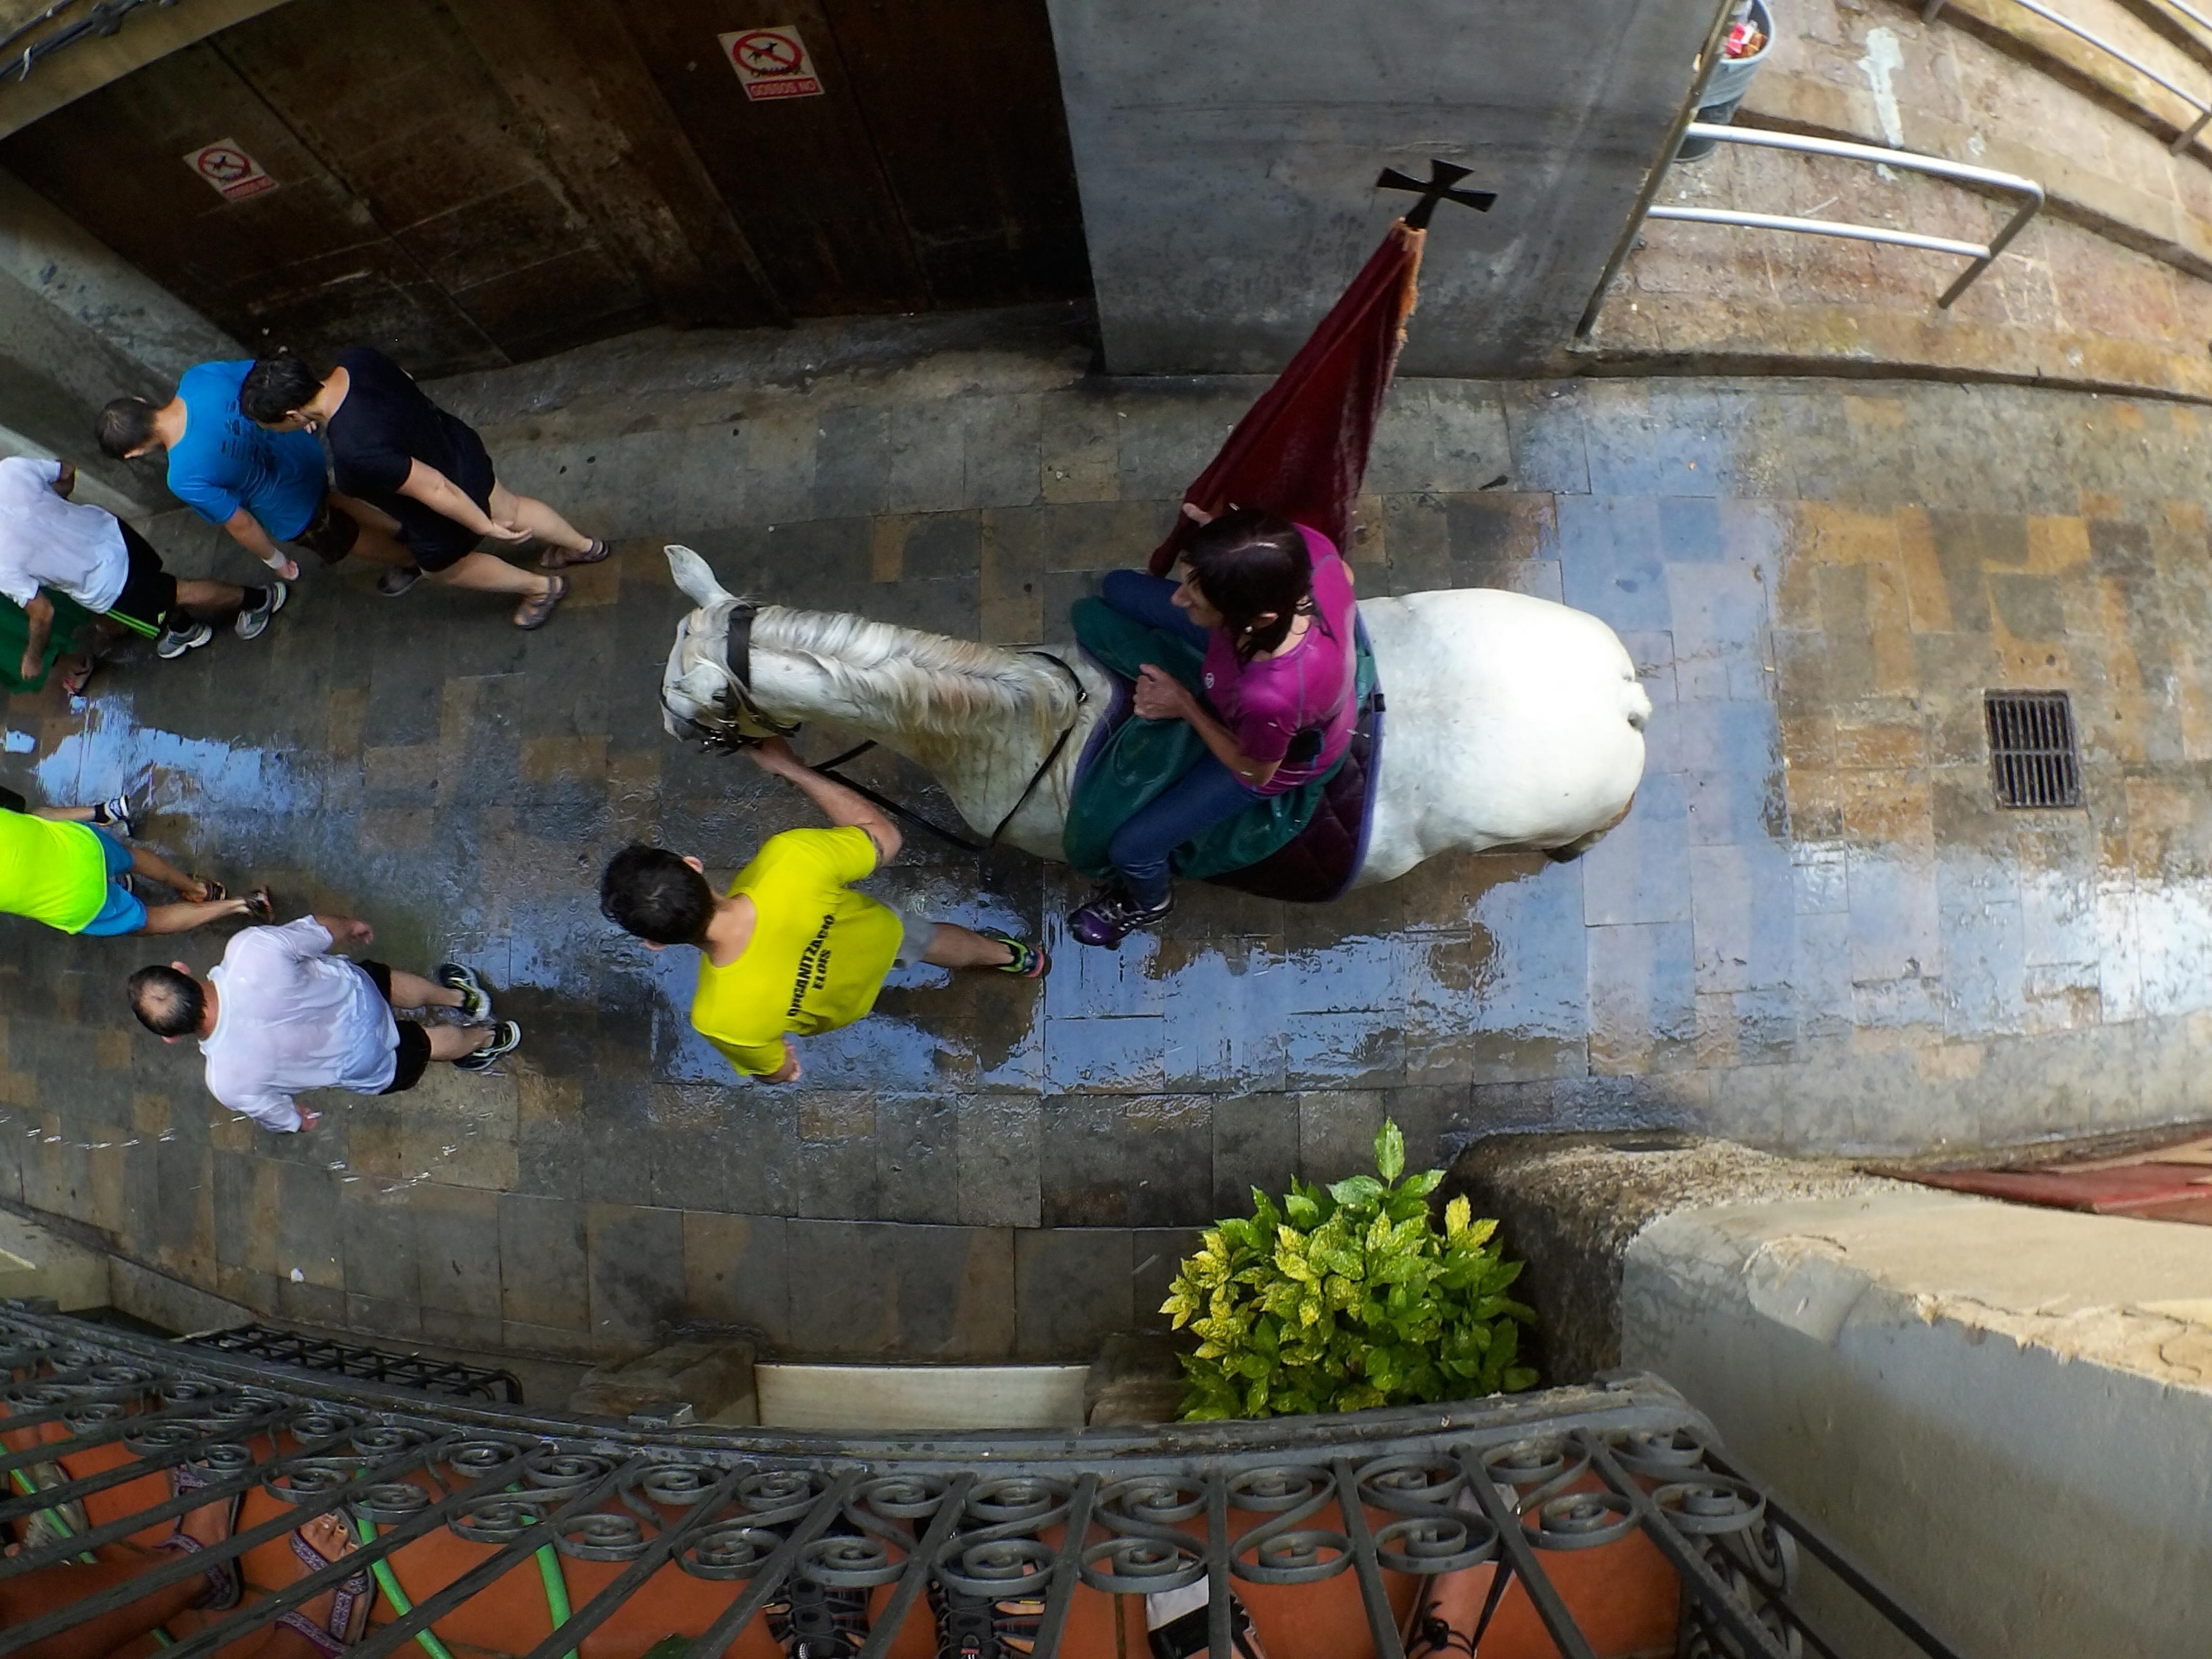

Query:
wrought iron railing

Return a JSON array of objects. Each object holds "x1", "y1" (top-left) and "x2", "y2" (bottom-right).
[{"x1": 0, "y1": 1304, "x2": 1966, "y2": 1659}]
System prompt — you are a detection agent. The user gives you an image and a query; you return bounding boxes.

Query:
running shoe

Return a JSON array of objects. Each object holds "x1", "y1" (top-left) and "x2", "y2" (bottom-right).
[
  {"x1": 764, "y1": 1570, "x2": 870, "y2": 1657},
  {"x1": 155, "y1": 620, "x2": 214, "y2": 660},
  {"x1": 90, "y1": 789, "x2": 138, "y2": 837},
  {"x1": 930, "y1": 1577, "x2": 1044, "y2": 1658},
  {"x1": 377, "y1": 564, "x2": 424, "y2": 598},
  {"x1": 234, "y1": 581, "x2": 289, "y2": 640},
  {"x1": 978, "y1": 927, "x2": 1049, "y2": 979},
  {"x1": 1067, "y1": 884, "x2": 1172, "y2": 948},
  {"x1": 453, "y1": 1020, "x2": 522, "y2": 1073},
  {"x1": 436, "y1": 963, "x2": 494, "y2": 1023}
]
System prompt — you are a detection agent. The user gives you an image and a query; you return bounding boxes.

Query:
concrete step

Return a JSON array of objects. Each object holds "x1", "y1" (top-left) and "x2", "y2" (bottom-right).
[{"x1": 1921, "y1": 0, "x2": 2212, "y2": 151}]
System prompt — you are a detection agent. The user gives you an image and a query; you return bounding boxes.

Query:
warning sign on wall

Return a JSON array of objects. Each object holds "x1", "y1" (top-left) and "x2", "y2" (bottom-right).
[
  {"x1": 719, "y1": 26, "x2": 824, "y2": 101},
  {"x1": 183, "y1": 140, "x2": 278, "y2": 202}
]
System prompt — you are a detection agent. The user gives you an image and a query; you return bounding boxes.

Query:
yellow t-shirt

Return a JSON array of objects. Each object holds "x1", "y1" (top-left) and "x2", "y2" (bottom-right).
[
  {"x1": 692, "y1": 827, "x2": 905, "y2": 1076},
  {"x1": 0, "y1": 811, "x2": 108, "y2": 933}
]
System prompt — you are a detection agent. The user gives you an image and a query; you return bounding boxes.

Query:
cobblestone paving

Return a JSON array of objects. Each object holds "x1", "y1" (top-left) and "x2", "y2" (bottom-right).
[{"x1": 4, "y1": 311, "x2": 2208, "y2": 1368}]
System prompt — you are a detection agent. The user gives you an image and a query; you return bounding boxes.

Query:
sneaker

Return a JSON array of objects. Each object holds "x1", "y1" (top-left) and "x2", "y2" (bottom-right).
[
  {"x1": 453, "y1": 1020, "x2": 521, "y2": 1073},
  {"x1": 978, "y1": 927, "x2": 1048, "y2": 979},
  {"x1": 930, "y1": 1578, "x2": 1043, "y2": 1659},
  {"x1": 1067, "y1": 884, "x2": 1172, "y2": 948},
  {"x1": 155, "y1": 621, "x2": 213, "y2": 660},
  {"x1": 90, "y1": 790, "x2": 137, "y2": 838},
  {"x1": 765, "y1": 1569, "x2": 870, "y2": 1658},
  {"x1": 436, "y1": 963, "x2": 493, "y2": 1024},
  {"x1": 233, "y1": 581, "x2": 288, "y2": 640},
  {"x1": 377, "y1": 564, "x2": 423, "y2": 598}
]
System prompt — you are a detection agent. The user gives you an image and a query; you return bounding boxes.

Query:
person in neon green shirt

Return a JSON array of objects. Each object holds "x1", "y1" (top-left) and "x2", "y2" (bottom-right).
[
  {"x1": 599, "y1": 737, "x2": 1046, "y2": 1082},
  {"x1": 0, "y1": 795, "x2": 266, "y2": 938}
]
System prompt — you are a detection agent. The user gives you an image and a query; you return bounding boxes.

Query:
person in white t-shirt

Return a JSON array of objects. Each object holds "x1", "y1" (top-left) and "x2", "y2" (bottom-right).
[
  {"x1": 0, "y1": 455, "x2": 285, "y2": 684},
  {"x1": 125, "y1": 914, "x2": 522, "y2": 1133}
]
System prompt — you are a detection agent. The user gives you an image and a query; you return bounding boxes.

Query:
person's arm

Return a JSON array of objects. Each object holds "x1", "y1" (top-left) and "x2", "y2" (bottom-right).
[
  {"x1": 1132, "y1": 666, "x2": 1281, "y2": 789},
  {"x1": 311, "y1": 914, "x2": 374, "y2": 950},
  {"x1": 230, "y1": 1093, "x2": 305, "y2": 1134},
  {"x1": 747, "y1": 736, "x2": 902, "y2": 864},
  {"x1": 397, "y1": 459, "x2": 528, "y2": 542},
  {"x1": 17, "y1": 594, "x2": 52, "y2": 684},
  {"x1": 50, "y1": 461, "x2": 74, "y2": 500},
  {"x1": 705, "y1": 1031, "x2": 802, "y2": 1084},
  {"x1": 219, "y1": 507, "x2": 300, "y2": 581}
]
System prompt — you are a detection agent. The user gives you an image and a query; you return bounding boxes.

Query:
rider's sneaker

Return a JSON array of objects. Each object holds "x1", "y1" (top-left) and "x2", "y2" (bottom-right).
[
  {"x1": 377, "y1": 564, "x2": 424, "y2": 598},
  {"x1": 930, "y1": 1577, "x2": 1043, "y2": 1658},
  {"x1": 234, "y1": 581, "x2": 288, "y2": 640},
  {"x1": 155, "y1": 620, "x2": 213, "y2": 660},
  {"x1": 90, "y1": 789, "x2": 138, "y2": 838},
  {"x1": 436, "y1": 963, "x2": 494, "y2": 1023},
  {"x1": 764, "y1": 1569, "x2": 871, "y2": 1657},
  {"x1": 978, "y1": 927, "x2": 1048, "y2": 979},
  {"x1": 453, "y1": 1021, "x2": 521, "y2": 1072},
  {"x1": 1068, "y1": 884, "x2": 1172, "y2": 948}
]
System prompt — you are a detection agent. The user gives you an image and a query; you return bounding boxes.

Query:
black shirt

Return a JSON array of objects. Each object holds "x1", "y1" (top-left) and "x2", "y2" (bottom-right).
[{"x1": 324, "y1": 347, "x2": 492, "y2": 540}]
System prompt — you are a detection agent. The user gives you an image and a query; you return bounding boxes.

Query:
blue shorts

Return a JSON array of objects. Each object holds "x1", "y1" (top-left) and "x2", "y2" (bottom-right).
[{"x1": 75, "y1": 828, "x2": 146, "y2": 938}]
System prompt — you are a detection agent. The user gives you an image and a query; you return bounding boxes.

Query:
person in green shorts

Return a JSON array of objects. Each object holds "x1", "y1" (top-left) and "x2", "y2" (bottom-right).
[
  {"x1": 0, "y1": 589, "x2": 97, "y2": 696},
  {"x1": 0, "y1": 798, "x2": 268, "y2": 939},
  {"x1": 598, "y1": 736, "x2": 1046, "y2": 1083}
]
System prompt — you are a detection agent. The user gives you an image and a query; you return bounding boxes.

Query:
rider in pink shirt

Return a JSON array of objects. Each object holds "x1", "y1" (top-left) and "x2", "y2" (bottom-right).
[{"x1": 1072, "y1": 507, "x2": 1359, "y2": 946}]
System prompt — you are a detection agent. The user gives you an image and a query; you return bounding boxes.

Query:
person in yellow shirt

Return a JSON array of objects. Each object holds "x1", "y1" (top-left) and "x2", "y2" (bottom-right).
[{"x1": 598, "y1": 736, "x2": 1046, "y2": 1082}]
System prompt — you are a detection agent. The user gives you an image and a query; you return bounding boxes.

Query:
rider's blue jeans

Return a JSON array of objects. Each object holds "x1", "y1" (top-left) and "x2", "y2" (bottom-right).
[{"x1": 1098, "y1": 570, "x2": 1259, "y2": 908}]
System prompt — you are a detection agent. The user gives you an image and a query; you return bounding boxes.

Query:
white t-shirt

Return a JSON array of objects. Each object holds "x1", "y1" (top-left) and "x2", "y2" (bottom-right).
[
  {"x1": 199, "y1": 919, "x2": 398, "y2": 1132},
  {"x1": 0, "y1": 457, "x2": 128, "y2": 613}
]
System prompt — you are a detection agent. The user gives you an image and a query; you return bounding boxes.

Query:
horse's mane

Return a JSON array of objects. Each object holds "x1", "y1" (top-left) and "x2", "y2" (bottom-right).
[{"x1": 748, "y1": 604, "x2": 1072, "y2": 746}]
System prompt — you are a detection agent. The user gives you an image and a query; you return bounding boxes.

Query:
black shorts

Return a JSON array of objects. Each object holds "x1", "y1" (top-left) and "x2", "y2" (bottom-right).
[
  {"x1": 359, "y1": 960, "x2": 433, "y2": 1094},
  {"x1": 396, "y1": 425, "x2": 497, "y2": 572},
  {"x1": 105, "y1": 522, "x2": 177, "y2": 639},
  {"x1": 292, "y1": 493, "x2": 361, "y2": 564}
]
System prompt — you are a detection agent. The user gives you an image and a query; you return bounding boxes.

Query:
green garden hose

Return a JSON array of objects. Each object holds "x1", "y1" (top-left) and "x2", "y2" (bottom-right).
[{"x1": 354, "y1": 1515, "x2": 459, "y2": 1659}]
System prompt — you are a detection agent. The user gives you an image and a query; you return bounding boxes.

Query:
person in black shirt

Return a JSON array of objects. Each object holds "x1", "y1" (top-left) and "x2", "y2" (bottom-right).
[{"x1": 238, "y1": 348, "x2": 609, "y2": 630}]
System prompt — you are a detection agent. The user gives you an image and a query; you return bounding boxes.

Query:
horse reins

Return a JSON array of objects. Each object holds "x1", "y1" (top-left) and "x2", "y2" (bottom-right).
[{"x1": 662, "y1": 601, "x2": 1089, "y2": 855}]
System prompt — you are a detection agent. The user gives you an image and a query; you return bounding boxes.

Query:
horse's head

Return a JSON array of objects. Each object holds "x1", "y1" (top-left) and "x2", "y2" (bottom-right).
[{"x1": 660, "y1": 544, "x2": 794, "y2": 748}]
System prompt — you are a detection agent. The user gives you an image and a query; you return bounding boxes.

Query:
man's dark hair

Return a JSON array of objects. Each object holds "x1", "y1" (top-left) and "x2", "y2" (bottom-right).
[
  {"x1": 238, "y1": 350, "x2": 324, "y2": 427},
  {"x1": 128, "y1": 965, "x2": 205, "y2": 1038},
  {"x1": 600, "y1": 844, "x2": 715, "y2": 947},
  {"x1": 95, "y1": 397, "x2": 159, "y2": 459}
]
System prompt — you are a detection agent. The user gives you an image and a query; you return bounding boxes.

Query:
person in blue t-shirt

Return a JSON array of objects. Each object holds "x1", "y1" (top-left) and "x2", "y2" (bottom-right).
[{"x1": 96, "y1": 362, "x2": 411, "y2": 588}]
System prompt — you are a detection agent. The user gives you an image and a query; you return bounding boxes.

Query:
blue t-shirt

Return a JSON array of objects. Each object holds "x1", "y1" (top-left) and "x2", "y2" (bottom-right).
[{"x1": 165, "y1": 360, "x2": 326, "y2": 541}]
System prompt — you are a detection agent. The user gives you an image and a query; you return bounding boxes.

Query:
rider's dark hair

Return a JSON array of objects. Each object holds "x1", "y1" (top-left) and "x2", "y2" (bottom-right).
[
  {"x1": 95, "y1": 397, "x2": 159, "y2": 459},
  {"x1": 238, "y1": 350, "x2": 325, "y2": 427},
  {"x1": 127, "y1": 965, "x2": 205, "y2": 1038},
  {"x1": 1181, "y1": 508, "x2": 1314, "y2": 662},
  {"x1": 600, "y1": 844, "x2": 715, "y2": 947}
]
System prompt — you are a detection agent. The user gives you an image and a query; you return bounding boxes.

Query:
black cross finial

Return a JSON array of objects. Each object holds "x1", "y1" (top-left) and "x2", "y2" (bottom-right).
[{"x1": 1376, "y1": 159, "x2": 1495, "y2": 230}]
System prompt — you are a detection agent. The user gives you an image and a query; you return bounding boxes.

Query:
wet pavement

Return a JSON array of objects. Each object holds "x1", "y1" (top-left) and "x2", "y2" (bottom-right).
[{"x1": 4, "y1": 311, "x2": 2209, "y2": 1370}]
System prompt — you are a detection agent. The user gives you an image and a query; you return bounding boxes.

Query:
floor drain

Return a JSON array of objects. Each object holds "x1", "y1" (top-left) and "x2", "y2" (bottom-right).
[{"x1": 1985, "y1": 691, "x2": 2081, "y2": 809}]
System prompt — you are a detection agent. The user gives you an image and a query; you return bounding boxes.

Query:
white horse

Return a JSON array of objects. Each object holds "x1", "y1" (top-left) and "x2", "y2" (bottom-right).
[{"x1": 660, "y1": 544, "x2": 1651, "y2": 885}]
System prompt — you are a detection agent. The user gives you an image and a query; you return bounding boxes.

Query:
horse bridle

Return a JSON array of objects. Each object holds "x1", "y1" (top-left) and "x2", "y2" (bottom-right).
[{"x1": 661, "y1": 600, "x2": 1089, "y2": 853}]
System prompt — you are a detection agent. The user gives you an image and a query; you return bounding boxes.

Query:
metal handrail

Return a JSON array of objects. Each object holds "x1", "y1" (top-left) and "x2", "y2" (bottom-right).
[
  {"x1": 1635, "y1": 123, "x2": 2046, "y2": 310},
  {"x1": 1924, "y1": 0, "x2": 2212, "y2": 153}
]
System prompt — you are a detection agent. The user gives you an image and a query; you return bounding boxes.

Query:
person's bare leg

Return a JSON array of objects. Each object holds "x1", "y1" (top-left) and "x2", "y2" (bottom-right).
[
  {"x1": 174, "y1": 578, "x2": 247, "y2": 617},
  {"x1": 427, "y1": 550, "x2": 551, "y2": 601},
  {"x1": 128, "y1": 845, "x2": 214, "y2": 901},
  {"x1": 386, "y1": 969, "x2": 462, "y2": 1013},
  {"x1": 427, "y1": 1024, "x2": 495, "y2": 1062},
  {"x1": 3, "y1": 1483, "x2": 234, "y2": 1659},
  {"x1": 138, "y1": 898, "x2": 250, "y2": 935},
  {"x1": 327, "y1": 495, "x2": 413, "y2": 568},
  {"x1": 920, "y1": 922, "x2": 1022, "y2": 970},
  {"x1": 488, "y1": 482, "x2": 592, "y2": 557}
]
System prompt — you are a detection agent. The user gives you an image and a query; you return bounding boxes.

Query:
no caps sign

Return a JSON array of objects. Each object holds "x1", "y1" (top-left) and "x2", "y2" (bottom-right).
[{"x1": 719, "y1": 25, "x2": 823, "y2": 101}]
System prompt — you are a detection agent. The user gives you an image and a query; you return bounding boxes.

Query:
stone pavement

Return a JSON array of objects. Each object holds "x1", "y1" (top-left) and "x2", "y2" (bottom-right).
[{"x1": 3, "y1": 309, "x2": 2209, "y2": 1372}]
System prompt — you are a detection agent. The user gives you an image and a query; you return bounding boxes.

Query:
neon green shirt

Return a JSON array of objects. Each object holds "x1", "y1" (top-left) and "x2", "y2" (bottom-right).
[
  {"x1": 691, "y1": 827, "x2": 903, "y2": 1076},
  {"x1": 0, "y1": 811, "x2": 108, "y2": 933}
]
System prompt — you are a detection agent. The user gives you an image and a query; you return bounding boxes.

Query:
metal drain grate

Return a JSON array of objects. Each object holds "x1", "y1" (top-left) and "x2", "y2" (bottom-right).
[{"x1": 1985, "y1": 690, "x2": 2081, "y2": 808}]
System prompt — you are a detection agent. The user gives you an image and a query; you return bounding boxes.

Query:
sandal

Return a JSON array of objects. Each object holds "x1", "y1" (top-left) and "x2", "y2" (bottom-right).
[
  {"x1": 58, "y1": 656, "x2": 99, "y2": 699},
  {"x1": 513, "y1": 574, "x2": 568, "y2": 631},
  {"x1": 241, "y1": 887, "x2": 274, "y2": 923},
  {"x1": 274, "y1": 1518, "x2": 376, "y2": 1656},
  {"x1": 157, "y1": 1464, "x2": 241, "y2": 1610},
  {"x1": 194, "y1": 878, "x2": 228, "y2": 904},
  {"x1": 539, "y1": 537, "x2": 609, "y2": 569}
]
